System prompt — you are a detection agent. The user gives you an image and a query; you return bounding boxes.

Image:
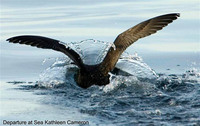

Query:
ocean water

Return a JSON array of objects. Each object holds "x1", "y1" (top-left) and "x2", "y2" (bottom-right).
[{"x1": 0, "y1": 0, "x2": 200, "y2": 126}]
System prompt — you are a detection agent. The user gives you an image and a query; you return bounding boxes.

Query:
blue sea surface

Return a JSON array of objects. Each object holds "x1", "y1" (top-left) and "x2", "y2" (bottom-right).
[{"x1": 0, "y1": 0, "x2": 200, "y2": 126}]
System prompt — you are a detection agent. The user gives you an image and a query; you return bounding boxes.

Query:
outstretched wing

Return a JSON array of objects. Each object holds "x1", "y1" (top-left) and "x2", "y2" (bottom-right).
[
  {"x1": 100, "y1": 13, "x2": 180, "y2": 75},
  {"x1": 6, "y1": 35, "x2": 84, "y2": 68}
]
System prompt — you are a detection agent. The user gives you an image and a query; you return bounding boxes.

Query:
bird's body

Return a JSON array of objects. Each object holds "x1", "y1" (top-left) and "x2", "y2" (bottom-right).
[
  {"x1": 75, "y1": 64, "x2": 110, "y2": 88},
  {"x1": 7, "y1": 13, "x2": 180, "y2": 88}
]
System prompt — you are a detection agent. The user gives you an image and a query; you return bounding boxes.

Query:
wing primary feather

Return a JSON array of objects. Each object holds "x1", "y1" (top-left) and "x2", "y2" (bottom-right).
[
  {"x1": 6, "y1": 35, "x2": 84, "y2": 69},
  {"x1": 100, "y1": 13, "x2": 180, "y2": 75}
]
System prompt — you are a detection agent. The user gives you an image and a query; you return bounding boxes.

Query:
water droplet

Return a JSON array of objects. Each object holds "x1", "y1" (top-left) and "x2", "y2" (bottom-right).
[{"x1": 155, "y1": 109, "x2": 161, "y2": 115}]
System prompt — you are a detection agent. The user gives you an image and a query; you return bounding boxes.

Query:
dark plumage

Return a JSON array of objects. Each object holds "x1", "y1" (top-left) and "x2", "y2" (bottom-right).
[{"x1": 7, "y1": 13, "x2": 180, "y2": 88}]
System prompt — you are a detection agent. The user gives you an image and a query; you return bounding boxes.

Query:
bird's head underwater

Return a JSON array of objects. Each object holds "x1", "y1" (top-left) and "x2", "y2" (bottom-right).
[{"x1": 75, "y1": 64, "x2": 110, "y2": 88}]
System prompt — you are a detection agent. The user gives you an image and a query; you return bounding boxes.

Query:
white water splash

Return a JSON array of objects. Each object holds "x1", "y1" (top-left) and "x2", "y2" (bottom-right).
[
  {"x1": 38, "y1": 39, "x2": 158, "y2": 88},
  {"x1": 38, "y1": 58, "x2": 75, "y2": 87}
]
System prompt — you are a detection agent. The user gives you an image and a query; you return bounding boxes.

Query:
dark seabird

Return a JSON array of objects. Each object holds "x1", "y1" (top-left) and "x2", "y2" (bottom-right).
[{"x1": 7, "y1": 13, "x2": 180, "y2": 88}]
